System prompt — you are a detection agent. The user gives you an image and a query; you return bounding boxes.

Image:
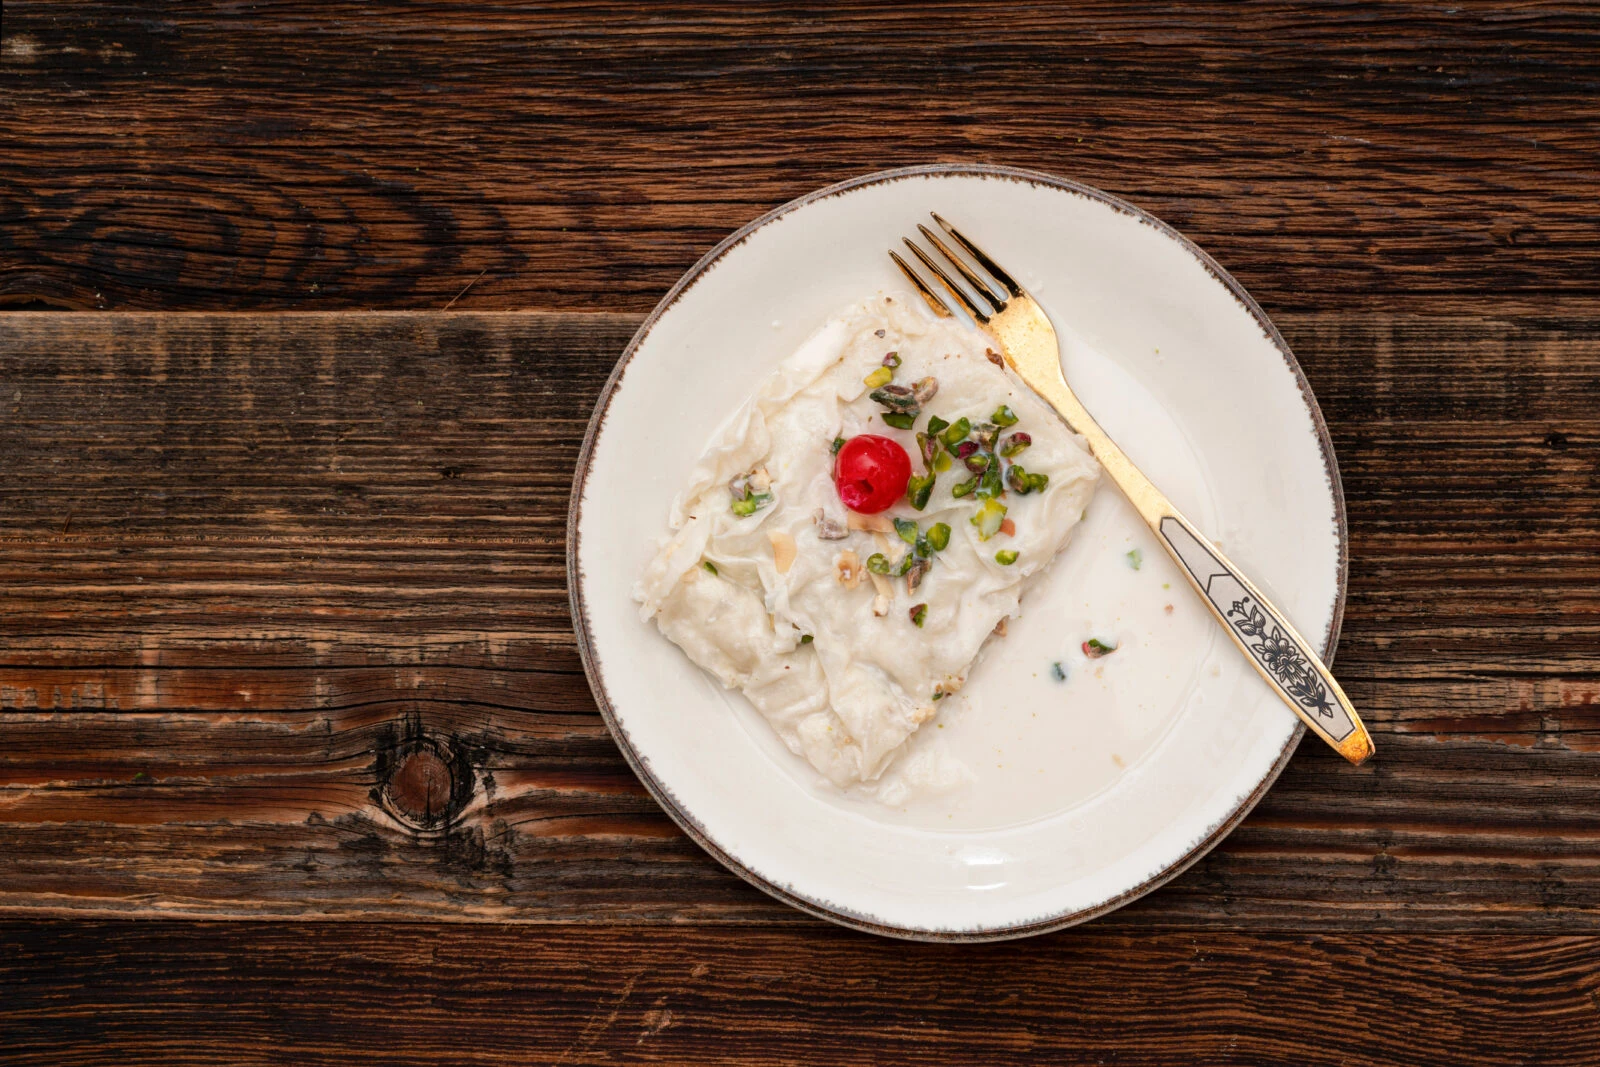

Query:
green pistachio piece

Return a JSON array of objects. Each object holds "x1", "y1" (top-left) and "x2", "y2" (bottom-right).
[
  {"x1": 934, "y1": 450, "x2": 952, "y2": 472},
  {"x1": 894, "y1": 518, "x2": 920, "y2": 545},
  {"x1": 1027, "y1": 472, "x2": 1049, "y2": 493},
  {"x1": 800, "y1": 633, "x2": 813, "y2": 644},
  {"x1": 881, "y1": 412, "x2": 916, "y2": 429},
  {"x1": 926, "y1": 522, "x2": 951, "y2": 552},
  {"x1": 971, "y1": 498, "x2": 1008, "y2": 541},
  {"x1": 702, "y1": 561, "x2": 718, "y2": 575},
  {"x1": 906, "y1": 473, "x2": 935, "y2": 510},
  {"x1": 926, "y1": 415, "x2": 950, "y2": 435},
  {"x1": 951, "y1": 477, "x2": 977, "y2": 499},
  {"x1": 999, "y1": 432, "x2": 1032, "y2": 458},
  {"x1": 866, "y1": 552, "x2": 892, "y2": 575},
  {"x1": 909, "y1": 603, "x2": 927, "y2": 628},
  {"x1": 975, "y1": 464, "x2": 1003, "y2": 499},
  {"x1": 1126, "y1": 548, "x2": 1142, "y2": 570},
  {"x1": 863, "y1": 366, "x2": 893, "y2": 389},
  {"x1": 730, "y1": 492, "x2": 771, "y2": 516},
  {"x1": 831, "y1": 436, "x2": 846, "y2": 455},
  {"x1": 1083, "y1": 637, "x2": 1119, "y2": 658},
  {"x1": 994, "y1": 549, "x2": 1019, "y2": 566},
  {"x1": 939, "y1": 417, "x2": 971, "y2": 451},
  {"x1": 991, "y1": 405, "x2": 1019, "y2": 427},
  {"x1": 882, "y1": 352, "x2": 902, "y2": 369}
]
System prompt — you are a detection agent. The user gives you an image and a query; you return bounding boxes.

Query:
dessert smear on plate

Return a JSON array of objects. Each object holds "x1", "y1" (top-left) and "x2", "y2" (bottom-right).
[{"x1": 635, "y1": 294, "x2": 1100, "y2": 800}]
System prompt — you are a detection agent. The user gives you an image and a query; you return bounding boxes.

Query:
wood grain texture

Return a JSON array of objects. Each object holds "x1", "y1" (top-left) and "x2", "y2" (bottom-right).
[
  {"x1": 4, "y1": 923, "x2": 1600, "y2": 1066},
  {"x1": 2, "y1": 310, "x2": 1598, "y2": 928},
  {"x1": 4, "y1": 2, "x2": 1600, "y2": 315}
]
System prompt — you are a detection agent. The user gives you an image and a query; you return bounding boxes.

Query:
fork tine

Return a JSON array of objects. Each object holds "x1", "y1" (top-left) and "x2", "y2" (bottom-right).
[
  {"x1": 889, "y1": 250, "x2": 953, "y2": 318},
  {"x1": 917, "y1": 224, "x2": 1005, "y2": 312},
  {"x1": 904, "y1": 238, "x2": 991, "y2": 324},
  {"x1": 931, "y1": 212, "x2": 1022, "y2": 297}
]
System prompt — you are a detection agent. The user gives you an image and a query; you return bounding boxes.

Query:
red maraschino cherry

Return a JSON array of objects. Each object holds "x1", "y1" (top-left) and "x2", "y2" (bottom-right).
[{"x1": 834, "y1": 434, "x2": 912, "y2": 514}]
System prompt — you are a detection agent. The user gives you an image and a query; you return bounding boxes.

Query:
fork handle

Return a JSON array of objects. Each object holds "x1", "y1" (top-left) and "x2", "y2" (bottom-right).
[{"x1": 1046, "y1": 386, "x2": 1373, "y2": 764}]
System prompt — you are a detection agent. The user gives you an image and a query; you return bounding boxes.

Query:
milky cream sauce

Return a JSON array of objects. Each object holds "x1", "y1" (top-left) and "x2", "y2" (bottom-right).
[{"x1": 715, "y1": 319, "x2": 1232, "y2": 831}]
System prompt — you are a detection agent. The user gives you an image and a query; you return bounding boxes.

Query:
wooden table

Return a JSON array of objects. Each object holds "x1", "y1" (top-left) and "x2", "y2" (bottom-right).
[{"x1": 4, "y1": 4, "x2": 1598, "y2": 1063}]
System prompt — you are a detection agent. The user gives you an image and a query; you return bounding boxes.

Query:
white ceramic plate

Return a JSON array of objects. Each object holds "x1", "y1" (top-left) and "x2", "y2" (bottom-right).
[{"x1": 569, "y1": 165, "x2": 1345, "y2": 940}]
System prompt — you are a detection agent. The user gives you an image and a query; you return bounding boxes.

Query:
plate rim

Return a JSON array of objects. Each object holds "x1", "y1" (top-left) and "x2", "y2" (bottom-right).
[{"x1": 567, "y1": 163, "x2": 1348, "y2": 941}]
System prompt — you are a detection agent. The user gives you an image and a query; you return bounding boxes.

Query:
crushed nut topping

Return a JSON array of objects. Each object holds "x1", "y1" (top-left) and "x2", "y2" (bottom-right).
[
  {"x1": 769, "y1": 529, "x2": 796, "y2": 574},
  {"x1": 848, "y1": 512, "x2": 894, "y2": 535},
  {"x1": 835, "y1": 549, "x2": 863, "y2": 589}
]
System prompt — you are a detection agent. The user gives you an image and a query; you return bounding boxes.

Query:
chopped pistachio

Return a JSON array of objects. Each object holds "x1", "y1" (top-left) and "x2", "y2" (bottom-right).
[
  {"x1": 882, "y1": 351, "x2": 902, "y2": 369},
  {"x1": 881, "y1": 412, "x2": 916, "y2": 430},
  {"x1": 911, "y1": 376, "x2": 939, "y2": 404},
  {"x1": 926, "y1": 415, "x2": 950, "y2": 435},
  {"x1": 866, "y1": 552, "x2": 892, "y2": 575},
  {"x1": 831, "y1": 436, "x2": 846, "y2": 455},
  {"x1": 1006, "y1": 465, "x2": 1048, "y2": 495},
  {"x1": 894, "y1": 552, "x2": 915, "y2": 577},
  {"x1": 869, "y1": 383, "x2": 920, "y2": 413},
  {"x1": 975, "y1": 464, "x2": 1003, "y2": 499},
  {"x1": 994, "y1": 549, "x2": 1019, "y2": 566},
  {"x1": 955, "y1": 440, "x2": 979, "y2": 459},
  {"x1": 863, "y1": 366, "x2": 893, "y2": 389},
  {"x1": 917, "y1": 431, "x2": 939, "y2": 469},
  {"x1": 939, "y1": 417, "x2": 971, "y2": 450},
  {"x1": 731, "y1": 491, "x2": 772, "y2": 516},
  {"x1": 991, "y1": 404, "x2": 1019, "y2": 427},
  {"x1": 905, "y1": 473, "x2": 935, "y2": 510},
  {"x1": 964, "y1": 451, "x2": 991, "y2": 474},
  {"x1": 971, "y1": 498, "x2": 1008, "y2": 540},
  {"x1": 926, "y1": 522, "x2": 951, "y2": 552},
  {"x1": 972, "y1": 421, "x2": 1000, "y2": 450},
  {"x1": 800, "y1": 633, "x2": 814, "y2": 644},
  {"x1": 904, "y1": 557, "x2": 931, "y2": 592},
  {"x1": 1050, "y1": 661, "x2": 1067, "y2": 682},
  {"x1": 909, "y1": 603, "x2": 928, "y2": 628},
  {"x1": 934, "y1": 450, "x2": 952, "y2": 472},
  {"x1": 894, "y1": 518, "x2": 919, "y2": 545},
  {"x1": 999, "y1": 431, "x2": 1032, "y2": 458},
  {"x1": 1083, "y1": 637, "x2": 1119, "y2": 658},
  {"x1": 728, "y1": 473, "x2": 750, "y2": 500},
  {"x1": 951, "y1": 477, "x2": 977, "y2": 499},
  {"x1": 1126, "y1": 548, "x2": 1143, "y2": 570},
  {"x1": 702, "y1": 560, "x2": 718, "y2": 575}
]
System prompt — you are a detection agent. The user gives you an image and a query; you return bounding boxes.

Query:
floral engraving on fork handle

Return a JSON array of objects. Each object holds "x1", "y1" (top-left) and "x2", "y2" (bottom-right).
[
  {"x1": 1224, "y1": 596, "x2": 1335, "y2": 720},
  {"x1": 1157, "y1": 517, "x2": 1355, "y2": 742}
]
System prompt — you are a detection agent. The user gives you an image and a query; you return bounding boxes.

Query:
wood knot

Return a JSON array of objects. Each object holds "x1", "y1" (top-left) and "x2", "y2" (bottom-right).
[{"x1": 379, "y1": 736, "x2": 471, "y2": 831}]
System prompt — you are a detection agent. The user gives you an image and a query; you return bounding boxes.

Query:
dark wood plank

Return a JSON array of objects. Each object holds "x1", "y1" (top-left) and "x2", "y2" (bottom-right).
[
  {"x1": 5, "y1": 3, "x2": 1600, "y2": 315},
  {"x1": 1, "y1": 310, "x2": 1597, "y2": 928},
  {"x1": 3, "y1": 923, "x2": 1599, "y2": 1066}
]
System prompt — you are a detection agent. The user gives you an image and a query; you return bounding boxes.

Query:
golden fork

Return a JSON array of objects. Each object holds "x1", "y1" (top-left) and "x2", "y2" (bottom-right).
[{"x1": 892, "y1": 215, "x2": 1373, "y2": 765}]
